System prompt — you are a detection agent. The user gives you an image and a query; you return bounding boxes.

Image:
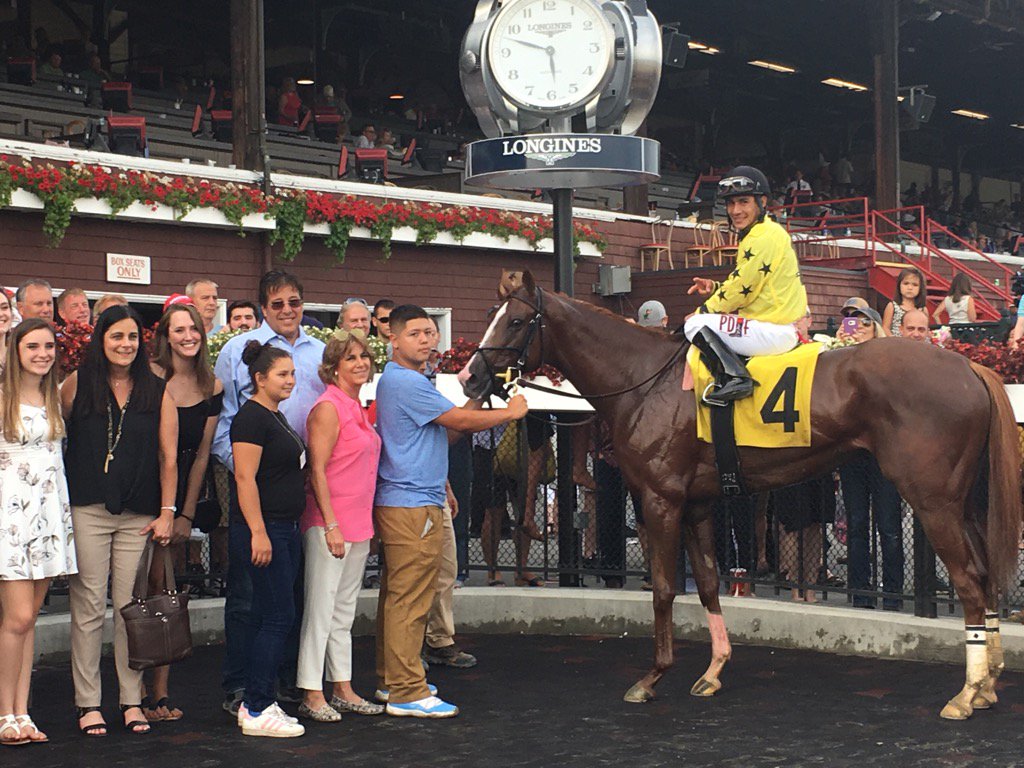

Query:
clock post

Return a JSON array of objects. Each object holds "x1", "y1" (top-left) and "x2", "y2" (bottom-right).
[{"x1": 460, "y1": 0, "x2": 664, "y2": 586}]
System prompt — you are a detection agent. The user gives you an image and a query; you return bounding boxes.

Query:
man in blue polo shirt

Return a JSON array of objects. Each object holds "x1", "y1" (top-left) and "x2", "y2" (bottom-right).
[{"x1": 374, "y1": 304, "x2": 526, "y2": 718}]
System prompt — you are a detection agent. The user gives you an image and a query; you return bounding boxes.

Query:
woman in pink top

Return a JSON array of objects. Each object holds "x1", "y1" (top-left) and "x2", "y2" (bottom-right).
[{"x1": 296, "y1": 329, "x2": 383, "y2": 721}]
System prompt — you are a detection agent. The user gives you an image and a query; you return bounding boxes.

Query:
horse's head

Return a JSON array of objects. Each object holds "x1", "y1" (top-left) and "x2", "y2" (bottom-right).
[{"x1": 461, "y1": 269, "x2": 545, "y2": 400}]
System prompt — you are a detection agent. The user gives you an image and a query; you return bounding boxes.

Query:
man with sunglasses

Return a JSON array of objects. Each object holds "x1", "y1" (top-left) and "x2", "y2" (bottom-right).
[
  {"x1": 212, "y1": 270, "x2": 327, "y2": 717},
  {"x1": 684, "y1": 165, "x2": 808, "y2": 405},
  {"x1": 372, "y1": 298, "x2": 395, "y2": 338}
]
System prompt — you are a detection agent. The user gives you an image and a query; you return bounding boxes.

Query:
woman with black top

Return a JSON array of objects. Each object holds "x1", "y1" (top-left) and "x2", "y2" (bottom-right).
[
  {"x1": 231, "y1": 341, "x2": 306, "y2": 738},
  {"x1": 143, "y1": 303, "x2": 224, "y2": 722},
  {"x1": 60, "y1": 306, "x2": 178, "y2": 737}
]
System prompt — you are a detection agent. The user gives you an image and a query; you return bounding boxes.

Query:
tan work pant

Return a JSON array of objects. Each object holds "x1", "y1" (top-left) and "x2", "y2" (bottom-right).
[
  {"x1": 425, "y1": 503, "x2": 457, "y2": 650},
  {"x1": 374, "y1": 505, "x2": 443, "y2": 704},
  {"x1": 69, "y1": 503, "x2": 151, "y2": 707}
]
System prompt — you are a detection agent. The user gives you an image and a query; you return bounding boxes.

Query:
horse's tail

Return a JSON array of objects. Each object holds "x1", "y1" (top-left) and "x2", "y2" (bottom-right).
[{"x1": 969, "y1": 362, "x2": 1023, "y2": 603}]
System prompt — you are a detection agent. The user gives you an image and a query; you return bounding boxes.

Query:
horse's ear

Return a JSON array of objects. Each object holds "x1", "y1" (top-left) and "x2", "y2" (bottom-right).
[
  {"x1": 521, "y1": 270, "x2": 536, "y2": 294},
  {"x1": 499, "y1": 269, "x2": 522, "y2": 299}
]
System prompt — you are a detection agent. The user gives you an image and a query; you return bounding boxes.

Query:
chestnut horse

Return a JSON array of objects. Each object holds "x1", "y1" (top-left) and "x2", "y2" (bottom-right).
[{"x1": 462, "y1": 271, "x2": 1021, "y2": 720}]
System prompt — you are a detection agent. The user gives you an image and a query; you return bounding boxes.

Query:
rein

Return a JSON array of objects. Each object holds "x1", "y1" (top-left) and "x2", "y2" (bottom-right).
[{"x1": 476, "y1": 288, "x2": 689, "y2": 401}]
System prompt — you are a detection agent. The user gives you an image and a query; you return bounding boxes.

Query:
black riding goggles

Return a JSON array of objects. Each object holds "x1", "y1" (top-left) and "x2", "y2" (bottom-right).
[{"x1": 718, "y1": 176, "x2": 760, "y2": 196}]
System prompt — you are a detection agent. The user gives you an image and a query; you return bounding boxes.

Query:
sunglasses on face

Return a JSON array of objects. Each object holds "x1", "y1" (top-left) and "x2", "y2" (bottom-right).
[
  {"x1": 377, "y1": 315, "x2": 391, "y2": 323},
  {"x1": 345, "y1": 297, "x2": 368, "y2": 306},
  {"x1": 269, "y1": 298, "x2": 303, "y2": 311}
]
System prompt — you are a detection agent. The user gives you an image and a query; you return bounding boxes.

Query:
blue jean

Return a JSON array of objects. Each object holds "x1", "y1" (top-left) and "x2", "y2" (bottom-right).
[
  {"x1": 239, "y1": 520, "x2": 302, "y2": 712},
  {"x1": 223, "y1": 476, "x2": 301, "y2": 696},
  {"x1": 839, "y1": 455, "x2": 904, "y2": 608}
]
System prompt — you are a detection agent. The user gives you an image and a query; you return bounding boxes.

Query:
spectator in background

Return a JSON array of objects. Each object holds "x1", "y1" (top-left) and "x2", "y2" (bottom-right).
[
  {"x1": 373, "y1": 304, "x2": 526, "y2": 717},
  {"x1": 338, "y1": 300, "x2": 371, "y2": 334},
  {"x1": 61, "y1": 305, "x2": 177, "y2": 737},
  {"x1": 38, "y1": 48, "x2": 63, "y2": 78},
  {"x1": 881, "y1": 267, "x2": 926, "y2": 338},
  {"x1": 637, "y1": 300, "x2": 668, "y2": 330},
  {"x1": 372, "y1": 299, "x2": 395, "y2": 338},
  {"x1": 297, "y1": 330, "x2": 384, "y2": 721},
  {"x1": 0, "y1": 319, "x2": 76, "y2": 745},
  {"x1": 785, "y1": 169, "x2": 811, "y2": 206},
  {"x1": 933, "y1": 274, "x2": 977, "y2": 326},
  {"x1": 834, "y1": 297, "x2": 904, "y2": 610},
  {"x1": 278, "y1": 77, "x2": 302, "y2": 127},
  {"x1": 213, "y1": 270, "x2": 326, "y2": 717},
  {"x1": 78, "y1": 54, "x2": 109, "y2": 90},
  {"x1": 228, "y1": 300, "x2": 261, "y2": 331},
  {"x1": 901, "y1": 309, "x2": 931, "y2": 342},
  {"x1": 772, "y1": 476, "x2": 834, "y2": 603},
  {"x1": 92, "y1": 294, "x2": 128, "y2": 323},
  {"x1": 355, "y1": 124, "x2": 377, "y2": 149},
  {"x1": 231, "y1": 342, "x2": 306, "y2": 738},
  {"x1": 186, "y1": 279, "x2": 222, "y2": 335},
  {"x1": 57, "y1": 288, "x2": 91, "y2": 327},
  {"x1": 15, "y1": 280, "x2": 53, "y2": 323},
  {"x1": 376, "y1": 128, "x2": 402, "y2": 159}
]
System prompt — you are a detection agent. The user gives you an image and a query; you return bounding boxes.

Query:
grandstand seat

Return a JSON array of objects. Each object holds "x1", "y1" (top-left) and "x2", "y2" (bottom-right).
[
  {"x1": 401, "y1": 138, "x2": 417, "y2": 166},
  {"x1": 138, "y1": 66, "x2": 164, "y2": 91},
  {"x1": 210, "y1": 109, "x2": 232, "y2": 142},
  {"x1": 190, "y1": 104, "x2": 203, "y2": 136},
  {"x1": 107, "y1": 116, "x2": 147, "y2": 157},
  {"x1": 355, "y1": 148, "x2": 388, "y2": 183},
  {"x1": 337, "y1": 146, "x2": 349, "y2": 179},
  {"x1": 102, "y1": 82, "x2": 133, "y2": 112},
  {"x1": 6, "y1": 57, "x2": 35, "y2": 86},
  {"x1": 313, "y1": 112, "x2": 340, "y2": 143}
]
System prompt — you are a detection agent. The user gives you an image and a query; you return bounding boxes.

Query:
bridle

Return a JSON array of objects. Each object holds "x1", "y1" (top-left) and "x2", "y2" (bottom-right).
[
  {"x1": 474, "y1": 288, "x2": 546, "y2": 400},
  {"x1": 473, "y1": 287, "x2": 688, "y2": 402}
]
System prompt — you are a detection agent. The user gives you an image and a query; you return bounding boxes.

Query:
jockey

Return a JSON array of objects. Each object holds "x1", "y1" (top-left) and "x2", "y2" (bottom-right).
[{"x1": 684, "y1": 166, "x2": 808, "y2": 404}]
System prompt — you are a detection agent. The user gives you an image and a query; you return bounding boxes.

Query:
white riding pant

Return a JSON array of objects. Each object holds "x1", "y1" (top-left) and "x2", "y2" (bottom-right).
[{"x1": 684, "y1": 314, "x2": 798, "y2": 357}]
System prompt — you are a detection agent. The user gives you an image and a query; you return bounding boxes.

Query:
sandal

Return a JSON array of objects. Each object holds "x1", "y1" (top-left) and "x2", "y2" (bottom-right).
[
  {"x1": 0, "y1": 714, "x2": 28, "y2": 746},
  {"x1": 142, "y1": 696, "x2": 183, "y2": 722},
  {"x1": 14, "y1": 715, "x2": 47, "y2": 743},
  {"x1": 76, "y1": 706, "x2": 107, "y2": 738},
  {"x1": 120, "y1": 704, "x2": 151, "y2": 734}
]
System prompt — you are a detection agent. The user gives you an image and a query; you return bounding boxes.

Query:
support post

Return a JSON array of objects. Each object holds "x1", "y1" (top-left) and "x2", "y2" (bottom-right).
[
  {"x1": 871, "y1": 0, "x2": 900, "y2": 211},
  {"x1": 230, "y1": 0, "x2": 267, "y2": 172},
  {"x1": 552, "y1": 188, "x2": 580, "y2": 587}
]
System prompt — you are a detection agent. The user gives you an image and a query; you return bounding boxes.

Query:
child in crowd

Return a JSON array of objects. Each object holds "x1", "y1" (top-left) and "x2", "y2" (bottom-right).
[{"x1": 881, "y1": 267, "x2": 927, "y2": 337}]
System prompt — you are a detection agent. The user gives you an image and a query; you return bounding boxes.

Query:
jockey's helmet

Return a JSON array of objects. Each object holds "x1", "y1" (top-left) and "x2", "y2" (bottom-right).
[{"x1": 718, "y1": 166, "x2": 771, "y2": 200}]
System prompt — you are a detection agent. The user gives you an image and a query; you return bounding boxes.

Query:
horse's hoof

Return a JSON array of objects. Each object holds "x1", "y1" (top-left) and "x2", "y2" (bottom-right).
[
  {"x1": 690, "y1": 676, "x2": 722, "y2": 697},
  {"x1": 939, "y1": 698, "x2": 973, "y2": 721},
  {"x1": 623, "y1": 683, "x2": 655, "y2": 704}
]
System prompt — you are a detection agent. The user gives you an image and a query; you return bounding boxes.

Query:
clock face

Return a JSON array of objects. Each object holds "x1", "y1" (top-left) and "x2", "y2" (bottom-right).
[{"x1": 487, "y1": 0, "x2": 613, "y2": 111}]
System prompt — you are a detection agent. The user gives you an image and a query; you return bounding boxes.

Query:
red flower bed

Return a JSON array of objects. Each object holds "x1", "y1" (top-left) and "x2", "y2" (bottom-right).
[
  {"x1": 945, "y1": 339, "x2": 1024, "y2": 384},
  {"x1": 437, "y1": 337, "x2": 564, "y2": 386}
]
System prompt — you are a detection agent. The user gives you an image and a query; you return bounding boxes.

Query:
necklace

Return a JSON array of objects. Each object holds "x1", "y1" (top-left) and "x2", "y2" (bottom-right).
[
  {"x1": 271, "y1": 409, "x2": 306, "y2": 458},
  {"x1": 105, "y1": 388, "x2": 133, "y2": 474}
]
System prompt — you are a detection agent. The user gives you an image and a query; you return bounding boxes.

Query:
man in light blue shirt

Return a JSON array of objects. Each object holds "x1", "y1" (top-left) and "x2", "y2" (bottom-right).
[
  {"x1": 214, "y1": 270, "x2": 325, "y2": 715},
  {"x1": 373, "y1": 304, "x2": 526, "y2": 719}
]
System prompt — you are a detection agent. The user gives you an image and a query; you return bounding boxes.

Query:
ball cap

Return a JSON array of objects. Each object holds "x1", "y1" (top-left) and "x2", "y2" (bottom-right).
[
  {"x1": 637, "y1": 300, "x2": 667, "y2": 327},
  {"x1": 841, "y1": 296, "x2": 882, "y2": 325}
]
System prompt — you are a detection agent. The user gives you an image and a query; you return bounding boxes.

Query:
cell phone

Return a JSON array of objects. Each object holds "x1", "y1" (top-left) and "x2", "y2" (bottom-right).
[{"x1": 841, "y1": 316, "x2": 859, "y2": 335}]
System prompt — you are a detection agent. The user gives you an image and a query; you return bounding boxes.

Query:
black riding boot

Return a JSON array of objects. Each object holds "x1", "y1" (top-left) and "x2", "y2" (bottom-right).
[{"x1": 690, "y1": 326, "x2": 756, "y2": 405}]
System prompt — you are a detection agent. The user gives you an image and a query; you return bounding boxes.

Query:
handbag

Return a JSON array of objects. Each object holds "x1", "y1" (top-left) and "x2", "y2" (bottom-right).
[{"x1": 120, "y1": 540, "x2": 193, "y2": 671}]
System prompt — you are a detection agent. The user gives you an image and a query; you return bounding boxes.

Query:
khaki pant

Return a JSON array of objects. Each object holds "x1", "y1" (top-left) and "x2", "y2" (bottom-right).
[
  {"x1": 69, "y1": 503, "x2": 151, "y2": 707},
  {"x1": 425, "y1": 503, "x2": 457, "y2": 650},
  {"x1": 374, "y1": 505, "x2": 443, "y2": 704}
]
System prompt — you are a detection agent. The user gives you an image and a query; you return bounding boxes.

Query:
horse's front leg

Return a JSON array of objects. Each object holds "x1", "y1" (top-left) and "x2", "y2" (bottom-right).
[
  {"x1": 684, "y1": 509, "x2": 731, "y2": 696},
  {"x1": 624, "y1": 493, "x2": 681, "y2": 703}
]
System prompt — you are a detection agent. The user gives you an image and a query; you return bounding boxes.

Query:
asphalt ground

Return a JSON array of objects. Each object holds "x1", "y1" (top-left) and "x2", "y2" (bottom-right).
[{"x1": 7, "y1": 634, "x2": 1024, "y2": 768}]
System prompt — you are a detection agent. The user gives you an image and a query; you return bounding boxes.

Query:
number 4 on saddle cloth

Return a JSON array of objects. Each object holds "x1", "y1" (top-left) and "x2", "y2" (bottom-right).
[{"x1": 687, "y1": 342, "x2": 822, "y2": 449}]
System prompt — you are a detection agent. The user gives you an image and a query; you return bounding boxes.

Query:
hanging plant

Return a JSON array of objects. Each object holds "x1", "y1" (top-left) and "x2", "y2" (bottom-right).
[
  {"x1": 268, "y1": 192, "x2": 307, "y2": 261},
  {"x1": 324, "y1": 218, "x2": 353, "y2": 263}
]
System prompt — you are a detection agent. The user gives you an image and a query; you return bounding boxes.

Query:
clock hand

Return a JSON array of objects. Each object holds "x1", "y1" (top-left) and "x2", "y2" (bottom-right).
[
  {"x1": 509, "y1": 38, "x2": 548, "y2": 52},
  {"x1": 549, "y1": 50, "x2": 557, "y2": 82}
]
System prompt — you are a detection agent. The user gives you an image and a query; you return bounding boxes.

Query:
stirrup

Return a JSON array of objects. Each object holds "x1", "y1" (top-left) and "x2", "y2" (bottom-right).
[{"x1": 701, "y1": 381, "x2": 729, "y2": 408}]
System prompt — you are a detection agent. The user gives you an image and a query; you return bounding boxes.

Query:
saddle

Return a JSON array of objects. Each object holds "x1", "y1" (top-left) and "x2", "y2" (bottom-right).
[{"x1": 686, "y1": 343, "x2": 822, "y2": 495}]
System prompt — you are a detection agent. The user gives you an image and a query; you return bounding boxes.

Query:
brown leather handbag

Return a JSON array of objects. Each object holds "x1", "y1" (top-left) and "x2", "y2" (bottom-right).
[{"x1": 120, "y1": 540, "x2": 193, "y2": 670}]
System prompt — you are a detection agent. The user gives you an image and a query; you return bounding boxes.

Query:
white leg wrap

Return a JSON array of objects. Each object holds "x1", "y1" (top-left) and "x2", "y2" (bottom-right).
[{"x1": 966, "y1": 627, "x2": 987, "y2": 686}]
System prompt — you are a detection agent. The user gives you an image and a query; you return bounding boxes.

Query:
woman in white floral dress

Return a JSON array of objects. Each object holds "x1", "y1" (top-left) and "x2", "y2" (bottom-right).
[{"x1": 0, "y1": 319, "x2": 75, "y2": 746}]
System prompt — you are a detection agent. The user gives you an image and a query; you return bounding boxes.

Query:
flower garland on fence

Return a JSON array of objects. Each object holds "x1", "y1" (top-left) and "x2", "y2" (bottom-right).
[
  {"x1": 206, "y1": 325, "x2": 388, "y2": 369},
  {"x1": 438, "y1": 337, "x2": 565, "y2": 385},
  {"x1": 0, "y1": 157, "x2": 608, "y2": 260}
]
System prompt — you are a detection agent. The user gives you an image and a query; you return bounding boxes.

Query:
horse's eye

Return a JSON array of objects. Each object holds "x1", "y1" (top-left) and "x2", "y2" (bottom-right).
[{"x1": 509, "y1": 318, "x2": 524, "y2": 329}]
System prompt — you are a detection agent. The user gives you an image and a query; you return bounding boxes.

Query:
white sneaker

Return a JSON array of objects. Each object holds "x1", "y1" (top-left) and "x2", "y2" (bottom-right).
[
  {"x1": 238, "y1": 702, "x2": 305, "y2": 737},
  {"x1": 267, "y1": 702, "x2": 299, "y2": 724}
]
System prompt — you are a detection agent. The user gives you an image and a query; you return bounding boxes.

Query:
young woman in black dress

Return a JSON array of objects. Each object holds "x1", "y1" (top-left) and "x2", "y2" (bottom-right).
[{"x1": 144, "y1": 303, "x2": 224, "y2": 722}]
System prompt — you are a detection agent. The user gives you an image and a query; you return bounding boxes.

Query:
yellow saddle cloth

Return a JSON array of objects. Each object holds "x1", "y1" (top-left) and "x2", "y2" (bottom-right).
[{"x1": 689, "y1": 342, "x2": 822, "y2": 448}]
